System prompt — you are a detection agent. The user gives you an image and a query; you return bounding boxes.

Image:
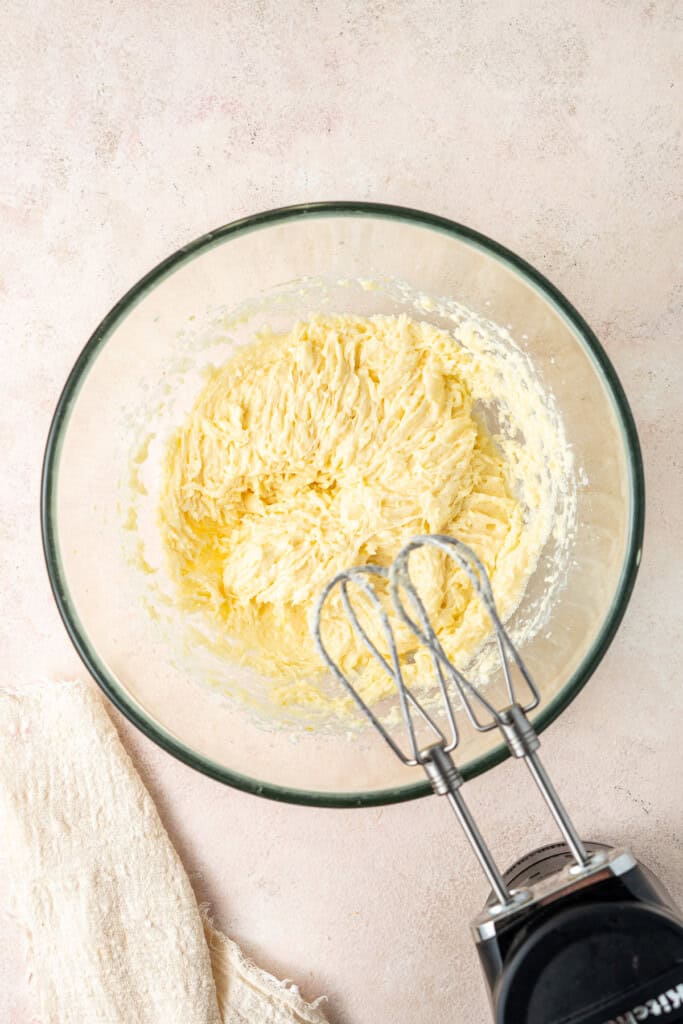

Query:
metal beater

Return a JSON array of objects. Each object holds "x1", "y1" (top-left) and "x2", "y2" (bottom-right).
[{"x1": 313, "y1": 534, "x2": 683, "y2": 1024}]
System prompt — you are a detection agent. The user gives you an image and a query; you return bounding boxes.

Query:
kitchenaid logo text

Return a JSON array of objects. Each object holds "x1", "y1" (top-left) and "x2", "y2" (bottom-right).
[{"x1": 603, "y1": 983, "x2": 683, "y2": 1023}]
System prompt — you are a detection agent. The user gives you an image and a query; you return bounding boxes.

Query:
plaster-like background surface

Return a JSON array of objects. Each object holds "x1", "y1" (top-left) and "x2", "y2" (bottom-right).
[{"x1": 1, "y1": 2, "x2": 681, "y2": 1021}]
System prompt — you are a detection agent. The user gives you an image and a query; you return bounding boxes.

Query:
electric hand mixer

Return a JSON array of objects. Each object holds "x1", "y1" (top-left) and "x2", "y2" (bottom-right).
[{"x1": 313, "y1": 535, "x2": 683, "y2": 1024}]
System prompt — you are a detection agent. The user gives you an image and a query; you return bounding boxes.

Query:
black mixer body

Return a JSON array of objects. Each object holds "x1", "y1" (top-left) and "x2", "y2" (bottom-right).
[{"x1": 474, "y1": 843, "x2": 683, "y2": 1024}]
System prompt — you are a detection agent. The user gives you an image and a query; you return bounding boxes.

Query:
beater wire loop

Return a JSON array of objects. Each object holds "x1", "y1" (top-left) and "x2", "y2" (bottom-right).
[{"x1": 313, "y1": 533, "x2": 590, "y2": 873}]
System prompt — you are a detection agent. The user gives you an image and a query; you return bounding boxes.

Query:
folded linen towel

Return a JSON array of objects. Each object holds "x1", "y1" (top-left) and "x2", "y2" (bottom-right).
[{"x1": 0, "y1": 680, "x2": 328, "y2": 1024}]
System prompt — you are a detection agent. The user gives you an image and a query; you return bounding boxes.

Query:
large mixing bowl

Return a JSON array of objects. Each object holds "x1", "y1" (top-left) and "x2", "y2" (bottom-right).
[{"x1": 42, "y1": 203, "x2": 644, "y2": 806}]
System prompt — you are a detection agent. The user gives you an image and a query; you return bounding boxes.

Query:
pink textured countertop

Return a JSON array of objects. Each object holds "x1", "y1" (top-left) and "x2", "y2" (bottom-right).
[{"x1": 2, "y1": 3, "x2": 681, "y2": 1021}]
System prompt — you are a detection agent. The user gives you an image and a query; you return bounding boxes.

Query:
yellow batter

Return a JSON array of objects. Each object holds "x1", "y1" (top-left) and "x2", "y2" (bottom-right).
[{"x1": 159, "y1": 314, "x2": 542, "y2": 710}]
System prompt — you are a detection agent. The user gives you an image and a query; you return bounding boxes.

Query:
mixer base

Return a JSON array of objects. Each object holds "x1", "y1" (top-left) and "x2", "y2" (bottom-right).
[{"x1": 474, "y1": 842, "x2": 683, "y2": 1024}]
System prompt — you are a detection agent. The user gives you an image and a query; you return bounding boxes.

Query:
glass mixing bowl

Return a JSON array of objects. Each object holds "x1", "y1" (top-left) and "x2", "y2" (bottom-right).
[{"x1": 42, "y1": 203, "x2": 644, "y2": 806}]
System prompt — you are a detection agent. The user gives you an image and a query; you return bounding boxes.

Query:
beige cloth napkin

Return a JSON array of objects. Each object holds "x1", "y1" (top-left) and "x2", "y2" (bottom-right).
[{"x1": 0, "y1": 680, "x2": 329, "y2": 1024}]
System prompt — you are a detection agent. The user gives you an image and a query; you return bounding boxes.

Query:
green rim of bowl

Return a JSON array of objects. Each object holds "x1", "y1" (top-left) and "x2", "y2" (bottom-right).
[{"x1": 41, "y1": 201, "x2": 645, "y2": 808}]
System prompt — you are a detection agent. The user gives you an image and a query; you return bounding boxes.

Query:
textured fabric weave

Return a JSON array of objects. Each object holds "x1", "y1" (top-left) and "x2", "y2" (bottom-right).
[{"x1": 0, "y1": 681, "x2": 328, "y2": 1024}]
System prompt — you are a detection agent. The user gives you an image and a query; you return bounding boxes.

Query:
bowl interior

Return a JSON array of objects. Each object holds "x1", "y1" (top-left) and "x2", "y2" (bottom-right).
[{"x1": 43, "y1": 206, "x2": 642, "y2": 805}]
